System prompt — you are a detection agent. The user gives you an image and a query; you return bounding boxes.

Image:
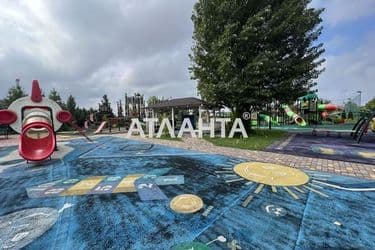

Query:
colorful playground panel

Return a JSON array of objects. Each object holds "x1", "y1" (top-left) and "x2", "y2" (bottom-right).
[
  {"x1": 26, "y1": 174, "x2": 184, "y2": 198},
  {"x1": 155, "y1": 175, "x2": 185, "y2": 185},
  {"x1": 135, "y1": 178, "x2": 168, "y2": 201},
  {"x1": 89, "y1": 176, "x2": 123, "y2": 194},
  {"x1": 113, "y1": 174, "x2": 144, "y2": 193},
  {"x1": 63, "y1": 176, "x2": 105, "y2": 196}
]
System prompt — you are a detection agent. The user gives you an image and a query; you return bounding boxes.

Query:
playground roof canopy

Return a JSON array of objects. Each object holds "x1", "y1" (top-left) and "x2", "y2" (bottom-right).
[
  {"x1": 147, "y1": 97, "x2": 215, "y2": 110},
  {"x1": 298, "y1": 92, "x2": 319, "y2": 101}
]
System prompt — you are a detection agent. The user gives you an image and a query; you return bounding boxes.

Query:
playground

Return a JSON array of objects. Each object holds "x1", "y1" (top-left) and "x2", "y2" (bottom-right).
[
  {"x1": 0, "y1": 80, "x2": 374, "y2": 249},
  {"x1": 0, "y1": 136, "x2": 374, "y2": 249},
  {"x1": 1, "y1": 0, "x2": 374, "y2": 248}
]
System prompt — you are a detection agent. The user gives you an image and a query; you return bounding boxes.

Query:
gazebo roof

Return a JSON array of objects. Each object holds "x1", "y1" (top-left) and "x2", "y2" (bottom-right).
[{"x1": 147, "y1": 97, "x2": 209, "y2": 110}]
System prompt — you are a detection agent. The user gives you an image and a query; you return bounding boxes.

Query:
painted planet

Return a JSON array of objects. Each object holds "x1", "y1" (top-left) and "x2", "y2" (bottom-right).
[
  {"x1": 170, "y1": 194, "x2": 204, "y2": 214},
  {"x1": 0, "y1": 207, "x2": 58, "y2": 249}
]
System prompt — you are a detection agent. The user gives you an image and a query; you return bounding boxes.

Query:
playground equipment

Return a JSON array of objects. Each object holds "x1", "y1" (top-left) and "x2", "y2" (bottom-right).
[
  {"x1": 94, "y1": 121, "x2": 107, "y2": 134},
  {"x1": 258, "y1": 114, "x2": 279, "y2": 126},
  {"x1": 0, "y1": 80, "x2": 80, "y2": 161},
  {"x1": 312, "y1": 112, "x2": 375, "y2": 143},
  {"x1": 318, "y1": 103, "x2": 339, "y2": 112},
  {"x1": 281, "y1": 104, "x2": 307, "y2": 126},
  {"x1": 241, "y1": 92, "x2": 362, "y2": 129},
  {"x1": 371, "y1": 118, "x2": 375, "y2": 132}
]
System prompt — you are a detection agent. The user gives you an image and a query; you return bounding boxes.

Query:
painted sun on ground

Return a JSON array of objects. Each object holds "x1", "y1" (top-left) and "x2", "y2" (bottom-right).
[{"x1": 216, "y1": 161, "x2": 332, "y2": 206}]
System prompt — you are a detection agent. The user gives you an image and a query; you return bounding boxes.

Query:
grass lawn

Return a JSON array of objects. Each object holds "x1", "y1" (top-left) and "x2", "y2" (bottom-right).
[{"x1": 204, "y1": 129, "x2": 287, "y2": 150}]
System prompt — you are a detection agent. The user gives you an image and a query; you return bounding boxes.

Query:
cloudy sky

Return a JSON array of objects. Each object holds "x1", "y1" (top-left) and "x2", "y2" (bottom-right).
[{"x1": 0, "y1": 0, "x2": 374, "y2": 109}]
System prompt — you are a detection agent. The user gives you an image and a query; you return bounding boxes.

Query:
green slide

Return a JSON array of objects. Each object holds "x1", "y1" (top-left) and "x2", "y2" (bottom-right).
[{"x1": 282, "y1": 104, "x2": 307, "y2": 126}]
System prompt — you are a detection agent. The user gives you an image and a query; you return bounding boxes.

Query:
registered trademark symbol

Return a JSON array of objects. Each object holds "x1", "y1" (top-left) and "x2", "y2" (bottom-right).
[{"x1": 242, "y1": 112, "x2": 251, "y2": 120}]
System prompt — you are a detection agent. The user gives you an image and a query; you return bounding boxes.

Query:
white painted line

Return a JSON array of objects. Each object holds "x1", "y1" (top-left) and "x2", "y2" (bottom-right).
[
  {"x1": 276, "y1": 134, "x2": 296, "y2": 150},
  {"x1": 312, "y1": 180, "x2": 375, "y2": 192}
]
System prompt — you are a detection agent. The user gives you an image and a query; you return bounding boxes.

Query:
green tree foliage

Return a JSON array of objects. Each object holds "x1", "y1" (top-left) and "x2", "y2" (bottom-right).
[
  {"x1": 98, "y1": 94, "x2": 114, "y2": 121},
  {"x1": 147, "y1": 96, "x2": 163, "y2": 106},
  {"x1": 1, "y1": 82, "x2": 28, "y2": 108},
  {"x1": 190, "y1": 0, "x2": 325, "y2": 117},
  {"x1": 63, "y1": 94, "x2": 90, "y2": 127},
  {"x1": 48, "y1": 88, "x2": 65, "y2": 108},
  {"x1": 365, "y1": 97, "x2": 375, "y2": 111},
  {"x1": 66, "y1": 95, "x2": 77, "y2": 114},
  {"x1": 74, "y1": 107, "x2": 89, "y2": 127}
]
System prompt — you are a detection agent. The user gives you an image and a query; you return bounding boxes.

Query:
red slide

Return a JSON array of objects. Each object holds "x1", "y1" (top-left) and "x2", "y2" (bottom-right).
[
  {"x1": 1, "y1": 80, "x2": 77, "y2": 162},
  {"x1": 19, "y1": 121, "x2": 56, "y2": 161}
]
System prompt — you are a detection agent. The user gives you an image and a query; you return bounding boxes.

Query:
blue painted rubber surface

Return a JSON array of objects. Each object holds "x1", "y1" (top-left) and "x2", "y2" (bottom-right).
[
  {"x1": 0, "y1": 136, "x2": 374, "y2": 249},
  {"x1": 267, "y1": 133, "x2": 375, "y2": 165}
]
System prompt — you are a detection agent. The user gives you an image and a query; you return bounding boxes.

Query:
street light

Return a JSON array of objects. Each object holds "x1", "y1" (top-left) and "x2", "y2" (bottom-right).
[{"x1": 357, "y1": 91, "x2": 362, "y2": 106}]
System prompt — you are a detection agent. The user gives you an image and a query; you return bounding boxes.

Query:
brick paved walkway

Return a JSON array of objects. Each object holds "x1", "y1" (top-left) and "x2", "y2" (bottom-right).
[
  {"x1": 132, "y1": 136, "x2": 375, "y2": 180},
  {"x1": 0, "y1": 137, "x2": 18, "y2": 148},
  {"x1": 1, "y1": 134, "x2": 374, "y2": 180}
]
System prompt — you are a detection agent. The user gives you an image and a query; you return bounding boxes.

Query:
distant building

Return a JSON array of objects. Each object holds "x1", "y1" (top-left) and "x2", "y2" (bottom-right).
[
  {"x1": 117, "y1": 100, "x2": 124, "y2": 117},
  {"x1": 125, "y1": 93, "x2": 145, "y2": 118},
  {"x1": 146, "y1": 97, "x2": 221, "y2": 129}
]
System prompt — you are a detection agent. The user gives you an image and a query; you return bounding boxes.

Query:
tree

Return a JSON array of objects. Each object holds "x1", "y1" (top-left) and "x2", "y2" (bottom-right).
[
  {"x1": 66, "y1": 95, "x2": 77, "y2": 114},
  {"x1": 48, "y1": 88, "x2": 65, "y2": 108},
  {"x1": 74, "y1": 107, "x2": 89, "y2": 127},
  {"x1": 190, "y1": 0, "x2": 325, "y2": 128},
  {"x1": 1, "y1": 82, "x2": 28, "y2": 108},
  {"x1": 147, "y1": 96, "x2": 163, "y2": 106},
  {"x1": 63, "y1": 94, "x2": 90, "y2": 127},
  {"x1": 98, "y1": 94, "x2": 114, "y2": 121},
  {"x1": 365, "y1": 98, "x2": 375, "y2": 111}
]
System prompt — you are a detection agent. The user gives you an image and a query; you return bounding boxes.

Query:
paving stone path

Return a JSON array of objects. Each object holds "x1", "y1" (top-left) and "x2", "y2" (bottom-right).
[
  {"x1": 132, "y1": 136, "x2": 375, "y2": 180},
  {"x1": 1, "y1": 134, "x2": 374, "y2": 180}
]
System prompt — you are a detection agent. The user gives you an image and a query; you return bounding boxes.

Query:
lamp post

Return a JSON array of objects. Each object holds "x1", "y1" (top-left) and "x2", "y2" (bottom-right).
[{"x1": 357, "y1": 91, "x2": 362, "y2": 106}]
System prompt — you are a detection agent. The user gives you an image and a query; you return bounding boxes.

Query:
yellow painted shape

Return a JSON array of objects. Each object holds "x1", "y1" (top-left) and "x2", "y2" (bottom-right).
[
  {"x1": 62, "y1": 176, "x2": 105, "y2": 196},
  {"x1": 113, "y1": 174, "x2": 144, "y2": 193},
  {"x1": 170, "y1": 194, "x2": 204, "y2": 214},
  {"x1": 293, "y1": 186, "x2": 305, "y2": 193},
  {"x1": 358, "y1": 151, "x2": 375, "y2": 159},
  {"x1": 254, "y1": 184, "x2": 264, "y2": 194},
  {"x1": 304, "y1": 185, "x2": 329, "y2": 198},
  {"x1": 234, "y1": 162, "x2": 309, "y2": 186},
  {"x1": 319, "y1": 147, "x2": 335, "y2": 155},
  {"x1": 60, "y1": 135, "x2": 72, "y2": 138},
  {"x1": 283, "y1": 186, "x2": 299, "y2": 200}
]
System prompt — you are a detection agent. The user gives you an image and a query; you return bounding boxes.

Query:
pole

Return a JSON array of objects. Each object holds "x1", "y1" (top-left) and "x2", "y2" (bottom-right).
[
  {"x1": 268, "y1": 103, "x2": 272, "y2": 130},
  {"x1": 357, "y1": 91, "x2": 362, "y2": 106},
  {"x1": 171, "y1": 107, "x2": 175, "y2": 132}
]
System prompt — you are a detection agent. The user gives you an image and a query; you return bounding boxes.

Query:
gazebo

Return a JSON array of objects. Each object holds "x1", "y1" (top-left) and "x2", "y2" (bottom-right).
[{"x1": 146, "y1": 97, "x2": 221, "y2": 130}]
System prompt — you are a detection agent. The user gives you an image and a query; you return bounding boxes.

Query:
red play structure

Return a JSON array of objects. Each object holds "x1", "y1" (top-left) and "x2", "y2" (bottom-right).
[{"x1": 0, "y1": 80, "x2": 73, "y2": 161}]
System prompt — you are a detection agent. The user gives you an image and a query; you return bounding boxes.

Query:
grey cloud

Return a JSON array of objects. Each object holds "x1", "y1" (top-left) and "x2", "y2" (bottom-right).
[
  {"x1": 0, "y1": 0, "x2": 196, "y2": 108},
  {"x1": 1, "y1": 0, "x2": 373, "y2": 109}
]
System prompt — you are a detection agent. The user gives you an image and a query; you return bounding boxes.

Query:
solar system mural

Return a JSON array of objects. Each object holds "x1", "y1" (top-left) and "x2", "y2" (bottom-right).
[{"x1": 0, "y1": 136, "x2": 374, "y2": 249}]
